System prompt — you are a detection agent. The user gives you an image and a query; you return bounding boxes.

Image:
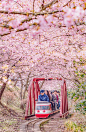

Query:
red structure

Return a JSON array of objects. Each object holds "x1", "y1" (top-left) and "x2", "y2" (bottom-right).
[{"x1": 25, "y1": 78, "x2": 69, "y2": 119}]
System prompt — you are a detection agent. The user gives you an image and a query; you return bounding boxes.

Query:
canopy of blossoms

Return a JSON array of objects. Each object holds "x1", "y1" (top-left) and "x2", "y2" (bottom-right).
[{"x1": 0, "y1": 0, "x2": 86, "y2": 89}]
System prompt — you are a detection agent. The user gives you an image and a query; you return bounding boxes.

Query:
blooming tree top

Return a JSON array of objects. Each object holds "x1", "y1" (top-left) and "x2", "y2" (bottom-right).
[{"x1": 0, "y1": 0, "x2": 86, "y2": 88}]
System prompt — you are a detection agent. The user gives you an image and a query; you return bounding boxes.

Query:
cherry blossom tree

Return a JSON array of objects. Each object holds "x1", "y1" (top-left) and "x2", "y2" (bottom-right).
[{"x1": 0, "y1": 0, "x2": 86, "y2": 104}]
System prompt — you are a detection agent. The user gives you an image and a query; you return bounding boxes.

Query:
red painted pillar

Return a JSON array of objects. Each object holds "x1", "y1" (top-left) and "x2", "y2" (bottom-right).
[
  {"x1": 60, "y1": 80, "x2": 68, "y2": 118},
  {"x1": 64, "y1": 81, "x2": 67, "y2": 114},
  {"x1": 62, "y1": 84, "x2": 64, "y2": 117},
  {"x1": 60, "y1": 85, "x2": 63, "y2": 117},
  {"x1": 30, "y1": 88, "x2": 32, "y2": 115},
  {"x1": 35, "y1": 81, "x2": 39, "y2": 100},
  {"x1": 63, "y1": 81, "x2": 66, "y2": 116},
  {"x1": 32, "y1": 82, "x2": 35, "y2": 113},
  {"x1": 65, "y1": 82, "x2": 68, "y2": 116},
  {"x1": 36, "y1": 81, "x2": 40, "y2": 95},
  {"x1": 62, "y1": 80, "x2": 68, "y2": 117},
  {"x1": 25, "y1": 80, "x2": 33, "y2": 118}
]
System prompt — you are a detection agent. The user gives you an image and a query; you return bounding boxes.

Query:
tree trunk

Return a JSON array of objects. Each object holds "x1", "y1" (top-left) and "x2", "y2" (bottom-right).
[
  {"x1": 23, "y1": 72, "x2": 31, "y2": 99},
  {"x1": 0, "y1": 74, "x2": 9, "y2": 102},
  {"x1": 0, "y1": 83, "x2": 7, "y2": 101}
]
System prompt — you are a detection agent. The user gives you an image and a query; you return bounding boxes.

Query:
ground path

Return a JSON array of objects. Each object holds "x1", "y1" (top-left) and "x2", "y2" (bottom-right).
[
  {"x1": 41, "y1": 117, "x2": 66, "y2": 132},
  {"x1": 1, "y1": 102, "x2": 86, "y2": 132}
]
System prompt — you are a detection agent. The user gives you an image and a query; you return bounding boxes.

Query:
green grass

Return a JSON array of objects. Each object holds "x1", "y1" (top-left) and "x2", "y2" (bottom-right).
[
  {"x1": 65, "y1": 120, "x2": 84, "y2": 132},
  {"x1": 0, "y1": 119, "x2": 18, "y2": 132},
  {"x1": 40, "y1": 119, "x2": 49, "y2": 128}
]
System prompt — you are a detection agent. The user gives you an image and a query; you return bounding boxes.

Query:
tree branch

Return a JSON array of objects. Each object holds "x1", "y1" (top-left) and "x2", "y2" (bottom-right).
[
  {"x1": 0, "y1": 0, "x2": 72, "y2": 16},
  {"x1": 0, "y1": 8, "x2": 63, "y2": 16},
  {"x1": 41, "y1": 0, "x2": 45, "y2": 10},
  {"x1": 63, "y1": 0, "x2": 72, "y2": 7},
  {"x1": 33, "y1": 0, "x2": 35, "y2": 13},
  {"x1": 0, "y1": 10, "x2": 29, "y2": 15},
  {"x1": 40, "y1": 0, "x2": 58, "y2": 10},
  {"x1": 40, "y1": 0, "x2": 72, "y2": 10}
]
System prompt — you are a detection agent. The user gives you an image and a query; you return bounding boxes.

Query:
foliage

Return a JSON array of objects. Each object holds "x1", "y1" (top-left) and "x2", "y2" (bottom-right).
[
  {"x1": 75, "y1": 100, "x2": 86, "y2": 115},
  {"x1": 71, "y1": 58, "x2": 86, "y2": 114},
  {"x1": 65, "y1": 120, "x2": 84, "y2": 132},
  {"x1": 40, "y1": 119, "x2": 49, "y2": 128},
  {"x1": 1, "y1": 119, "x2": 17, "y2": 126}
]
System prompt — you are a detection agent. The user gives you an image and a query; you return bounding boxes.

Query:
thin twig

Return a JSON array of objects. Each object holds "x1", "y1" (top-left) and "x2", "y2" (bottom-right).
[
  {"x1": 33, "y1": 0, "x2": 35, "y2": 13},
  {"x1": 41, "y1": 0, "x2": 58, "y2": 10}
]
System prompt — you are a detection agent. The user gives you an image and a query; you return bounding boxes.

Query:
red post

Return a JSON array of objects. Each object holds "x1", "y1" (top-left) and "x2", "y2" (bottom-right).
[
  {"x1": 25, "y1": 80, "x2": 33, "y2": 118},
  {"x1": 29, "y1": 88, "x2": 32, "y2": 115},
  {"x1": 36, "y1": 81, "x2": 40, "y2": 95},
  {"x1": 65, "y1": 82, "x2": 68, "y2": 115},
  {"x1": 64, "y1": 81, "x2": 67, "y2": 114},
  {"x1": 61, "y1": 80, "x2": 69, "y2": 118},
  {"x1": 63, "y1": 81, "x2": 66, "y2": 116},
  {"x1": 35, "y1": 81, "x2": 38, "y2": 100},
  {"x1": 32, "y1": 82, "x2": 35, "y2": 112},
  {"x1": 60, "y1": 85, "x2": 63, "y2": 117}
]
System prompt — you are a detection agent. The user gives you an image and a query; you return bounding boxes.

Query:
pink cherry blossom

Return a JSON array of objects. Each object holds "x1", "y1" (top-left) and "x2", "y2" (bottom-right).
[
  {"x1": 73, "y1": 6, "x2": 85, "y2": 20},
  {"x1": 8, "y1": 19, "x2": 20, "y2": 28},
  {"x1": 0, "y1": 0, "x2": 85, "y2": 92},
  {"x1": 64, "y1": 16, "x2": 74, "y2": 27},
  {"x1": 37, "y1": 16, "x2": 47, "y2": 28},
  {"x1": 46, "y1": 15, "x2": 54, "y2": 26}
]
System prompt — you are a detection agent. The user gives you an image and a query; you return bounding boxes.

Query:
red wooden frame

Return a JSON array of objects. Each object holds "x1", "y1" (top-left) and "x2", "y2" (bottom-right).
[{"x1": 25, "y1": 78, "x2": 69, "y2": 119}]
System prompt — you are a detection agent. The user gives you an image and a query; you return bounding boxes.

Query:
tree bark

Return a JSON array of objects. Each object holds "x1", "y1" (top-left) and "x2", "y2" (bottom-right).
[
  {"x1": 18, "y1": 73, "x2": 23, "y2": 100},
  {"x1": 0, "y1": 83, "x2": 7, "y2": 101},
  {"x1": 0, "y1": 74, "x2": 9, "y2": 101},
  {"x1": 23, "y1": 72, "x2": 31, "y2": 99}
]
